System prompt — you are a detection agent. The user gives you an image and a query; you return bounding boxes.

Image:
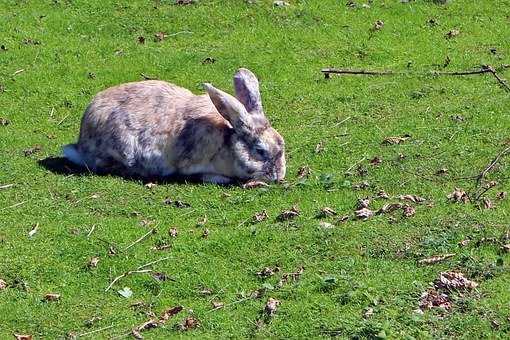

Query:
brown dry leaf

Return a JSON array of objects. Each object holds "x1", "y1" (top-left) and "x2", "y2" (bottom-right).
[
  {"x1": 436, "y1": 168, "x2": 449, "y2": 175},
  {"x1": 496, "y1": 191, "x2": 507, "y2": 200},
  {"x1": 418, "y1": 254, "x2": 455, "y2": 265},
  {"x1": 169, "y1": 227, "x2": 178, "y2": 238},
  {"x1": 382, "y1": 136, "x2": 410, "y2": 145},
  {"x1": 335, "y1": 215, "x2": 350, "y2": 224},
  {"x1": 273, "y1": 0, "x2": 290, "y2": 6},
  {"x1": 434, "y1": 271, "x2": 478, "y2": 291},
  {"x1": 154, "y1": 31, "x2": 167, "y2": 42},
  {"x1": 180, "y1": 316, "x2": 200, "y2": 330},
  {"x1": 145, "y1": 182, "x2": 157, "y2": 189},
  {"x1": 175, "y1": 0, "x2": 195, "y2": 4},
  {"x1": 264, "y1": 298, "x2": 280, "y2": 316},
  {"x1": 318, "y1": 206, "x2": 337, "y2": 217},
  {"x1": 131, "y1": 329, "x2": 143, "y2": 340},
  {"x1": 447, "y1": 188, "x2": 470, "y2": 203},
  {"x1": 296, "y1": 165, "x2": 311, "y2": 179},
  {"x1": 357, "y1": 198, "x2": 371, "y2": 209},
  {"x1": 445, "y1": 28, "x2": 460, "y2": 39},
  {"x1": 44, "y1": 293, "x2": 60, "y2": 301},
  {"x1": 0, "y1": 278, "x2": 7, "y2": 290},
  {"x1": 14, "y1": 335, "x2": 33, "y2": 340},
  {"x1": 152, "y1": 244, "x2": 171, "y2": 251},
  {"x1": 164, "y1": 198, "x2": 191, "y2": 208},
  {"x1": 132, "y1": 319, "x2": 158, "y2": 338},
  {"x1": 256, "y1": 267, "x2": 278, "y2": 278},
  {"x1": 355, "y1": 207, "x2": 374, "y2": 220},
  {"x1": 138, "y1": 36, "x2": 145, "y2": 44},
  {"x1": 459, "y1": 239, "x2": 470, "y2": 247},
  {"x1": 352, "y1": 181, "x2": 370, "y2": 190},
  {"x1": 152, "y1": 272, "x2": 168, "y2": 282},
  {"x1": 485, "y1": 180, "x2": 497, "y2": 189},
  {"x1": 253, "y1": 210, "x2": 269, "y2": 222},
  {"x1": 370, "y1": 156, "x2": 382, "y2": 166},
  {"x1": 419, "y1": 289, "x2": 452, "y2": 311},
  {"x1": 242, "y1": 180, "x2": 269, "y2": 189},
  {"x1": 363, "y1": 307, "x2": 374, "y2": 319},
  {"x1": 277, "y1": 206, "x2": 300, "y2": 221},
  {"x1": 23, "y1": 145, "x2": 42, "y2": 157},
  {"x1": 376, "y1": 203, "x2": 403, "y2": 214},
  {"x1": 372, "y1": 20, "x2": 384, "y2": 31},
  {"x1": 199, "y1": 287, "x2": 213, "y2": 295},
  {"x1": 377, "y1": 190, "x2": 390, "y2": 199},
  {"x1": 196, "y1": 216, "x2": 207, "y2": 227},
  {"x1": 159, "y1": 306, "x2": 183, "y2": 323},
  {"x1": 88, "y1": 256, "x2": 99, "y2": 268},
  {"x1": 211, "y1": 301, "x2": 224, "y2": 310},
  {"x1": 277, "y1": 266, "x2": 304, "y2": 288},
  {"x1": 482, "y1": 197, "x2": 494, "y2": 209},
  {"x1": 402, "y1": 205, "x2": 416, "y2": 217},
  {"x1": 202, "y1": 228, "x2": 209, "y2": 239},
  {"x1": 201, "y1": 57, "x2": 215, "y2": 64},
  {"x1": 399, "y1": 194, "x2": 426, "y2": 204},
  {"x1": 314, "y1": 141, "x2": 324, "y2": 153},
  {"x1": 108, "y1": 245, "x2": 117, "y2": 256}
]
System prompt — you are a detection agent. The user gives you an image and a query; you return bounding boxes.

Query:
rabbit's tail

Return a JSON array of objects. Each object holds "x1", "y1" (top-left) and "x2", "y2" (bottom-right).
[{"x1": 63, "y1": 144, "x2": 86, "y2": 166}]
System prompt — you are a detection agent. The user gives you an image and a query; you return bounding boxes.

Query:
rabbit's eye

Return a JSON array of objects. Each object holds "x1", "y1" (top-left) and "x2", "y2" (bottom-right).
[{"x1": 255, "y1": 146, "x2": 267, "y2": 158}]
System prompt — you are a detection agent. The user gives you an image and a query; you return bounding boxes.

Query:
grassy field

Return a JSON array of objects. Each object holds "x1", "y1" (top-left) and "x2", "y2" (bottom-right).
[{"x1": 1, "y1": 0, "x2": 510, "y2": 338}]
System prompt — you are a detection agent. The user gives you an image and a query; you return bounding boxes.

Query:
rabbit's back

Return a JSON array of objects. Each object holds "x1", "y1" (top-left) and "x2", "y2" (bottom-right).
[{"x1": 73, "y1": 80, "x2": 226, "y2": 177}]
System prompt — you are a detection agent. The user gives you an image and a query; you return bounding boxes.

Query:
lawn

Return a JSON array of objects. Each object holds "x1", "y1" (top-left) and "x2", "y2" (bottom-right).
[{"x1": 1, "y1": 0, "x2": 509, "y2": 338}]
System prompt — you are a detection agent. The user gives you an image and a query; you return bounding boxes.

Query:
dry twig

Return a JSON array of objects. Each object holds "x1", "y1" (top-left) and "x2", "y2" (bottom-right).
[{"x1": 105, "y1": 269, "x2": 152, "y2": 292}]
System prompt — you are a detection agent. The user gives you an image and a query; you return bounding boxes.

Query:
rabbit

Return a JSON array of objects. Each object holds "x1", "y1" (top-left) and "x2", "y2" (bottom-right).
[{"x1": 63, "y1": 68, "x2": 286, "y2": 184}]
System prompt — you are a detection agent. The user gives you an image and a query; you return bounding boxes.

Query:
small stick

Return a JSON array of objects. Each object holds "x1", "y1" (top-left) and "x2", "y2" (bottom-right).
[
  {"x1": 0, "y1": 184, "x2": 14, "y2": 190},
  {"x1": 344, "y1": 156, "x2": 367, "y2": 174},
  {"x1": 322, "y1": 65, "x2": 510, "y2": 92},
  {"x1": 13, "y1": 69, "x2": 24, "y2": 76},
  {"x1": 476, "y1": 145, "x2": 510, "y2": 186},
  {"x1": 0, "y1": 201, "x2": 26, "y2": 211},
  {"x1": 124, "y1": 228, "x2": 156, "y2": 251},
  {"x1": 105, "y1": 269, "x2": 152, "y2": 292},
  {"x1": 137, "y1": 256, "x2": 172, "y2": 270},
  {"x1": 78, "y1": 324, "x2": 115, "y2": 338},
  {"x1": 322, "y1": 68, "x2": 394, "y2": 78},
  {"x1": 57, "y1": 114, "x2": 70, "y2": 125},
  {"x1": 86, "y1": 225, "x2": 96, "y2": 238},
  {"x1": 489, "y1": 69, "x2": 510, "y2": 92},
  {"x1": 167, "y1": 30, "x2": 193, "y2": 37}
]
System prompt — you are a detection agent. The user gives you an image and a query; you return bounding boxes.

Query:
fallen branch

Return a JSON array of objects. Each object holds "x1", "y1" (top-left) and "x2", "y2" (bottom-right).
[
  {"x1": 477, "y1": 145, "x2": 510, "y2": 185},
  {"x1": 86, "y1": 225, "x2": 96, "y2": 238},
  {"x1": 137, "y1": 256, "x2": 172, "y2": 270},
  {"x1": 322, "y1": 65, "x2": 510, "y2": 92},
  {"x1": 124, "y1": 228, "x2": 156, "y2": 251},
  {"x1": 321, "y1": 68, "x2": 394, "y2": 78},
  {"x1": 105, "y1": 269, "x2": 152, "y2": 292},
  {"x1": 0, "y1": 201, "x2": 26, "y2": 211},
  {"x1": 473, "y1": 144, "x2": 510, "y2": 200}
]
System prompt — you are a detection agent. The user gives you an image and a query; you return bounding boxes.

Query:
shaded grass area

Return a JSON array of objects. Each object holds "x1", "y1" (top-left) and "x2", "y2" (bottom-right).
[{"x1": 1, "y1": 0, "x2": 509, "y2": 338}]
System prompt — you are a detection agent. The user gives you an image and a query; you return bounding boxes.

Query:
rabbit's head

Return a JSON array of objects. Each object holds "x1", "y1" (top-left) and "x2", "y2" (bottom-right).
[{"x1": 204, "y1": 68, "x2": 286, "y2": 182}]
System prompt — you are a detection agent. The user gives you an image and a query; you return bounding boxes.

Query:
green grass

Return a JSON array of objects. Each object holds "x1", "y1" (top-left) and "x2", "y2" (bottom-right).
[{"x1": 1, "y1": 0, "x2": 510, "y2": 338}]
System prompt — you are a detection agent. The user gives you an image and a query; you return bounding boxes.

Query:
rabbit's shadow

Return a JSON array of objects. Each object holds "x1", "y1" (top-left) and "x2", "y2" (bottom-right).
[{"x1": 37, "y1": 157, "x2": 228, "y2": 185}]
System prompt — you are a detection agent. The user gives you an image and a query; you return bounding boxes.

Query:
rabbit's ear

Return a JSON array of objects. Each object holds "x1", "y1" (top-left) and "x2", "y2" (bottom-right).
[
  {"x1": 233, "y1": 68, "x2": 263, "y2": 115},
  {"x1": 204, "y1": 83, "x2": 250, "y2": 131}
]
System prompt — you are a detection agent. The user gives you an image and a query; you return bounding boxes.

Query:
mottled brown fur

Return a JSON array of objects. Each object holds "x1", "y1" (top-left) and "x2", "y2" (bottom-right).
[{"x1": 64, "y1": 69, "x2": 286, "y2": 183}]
